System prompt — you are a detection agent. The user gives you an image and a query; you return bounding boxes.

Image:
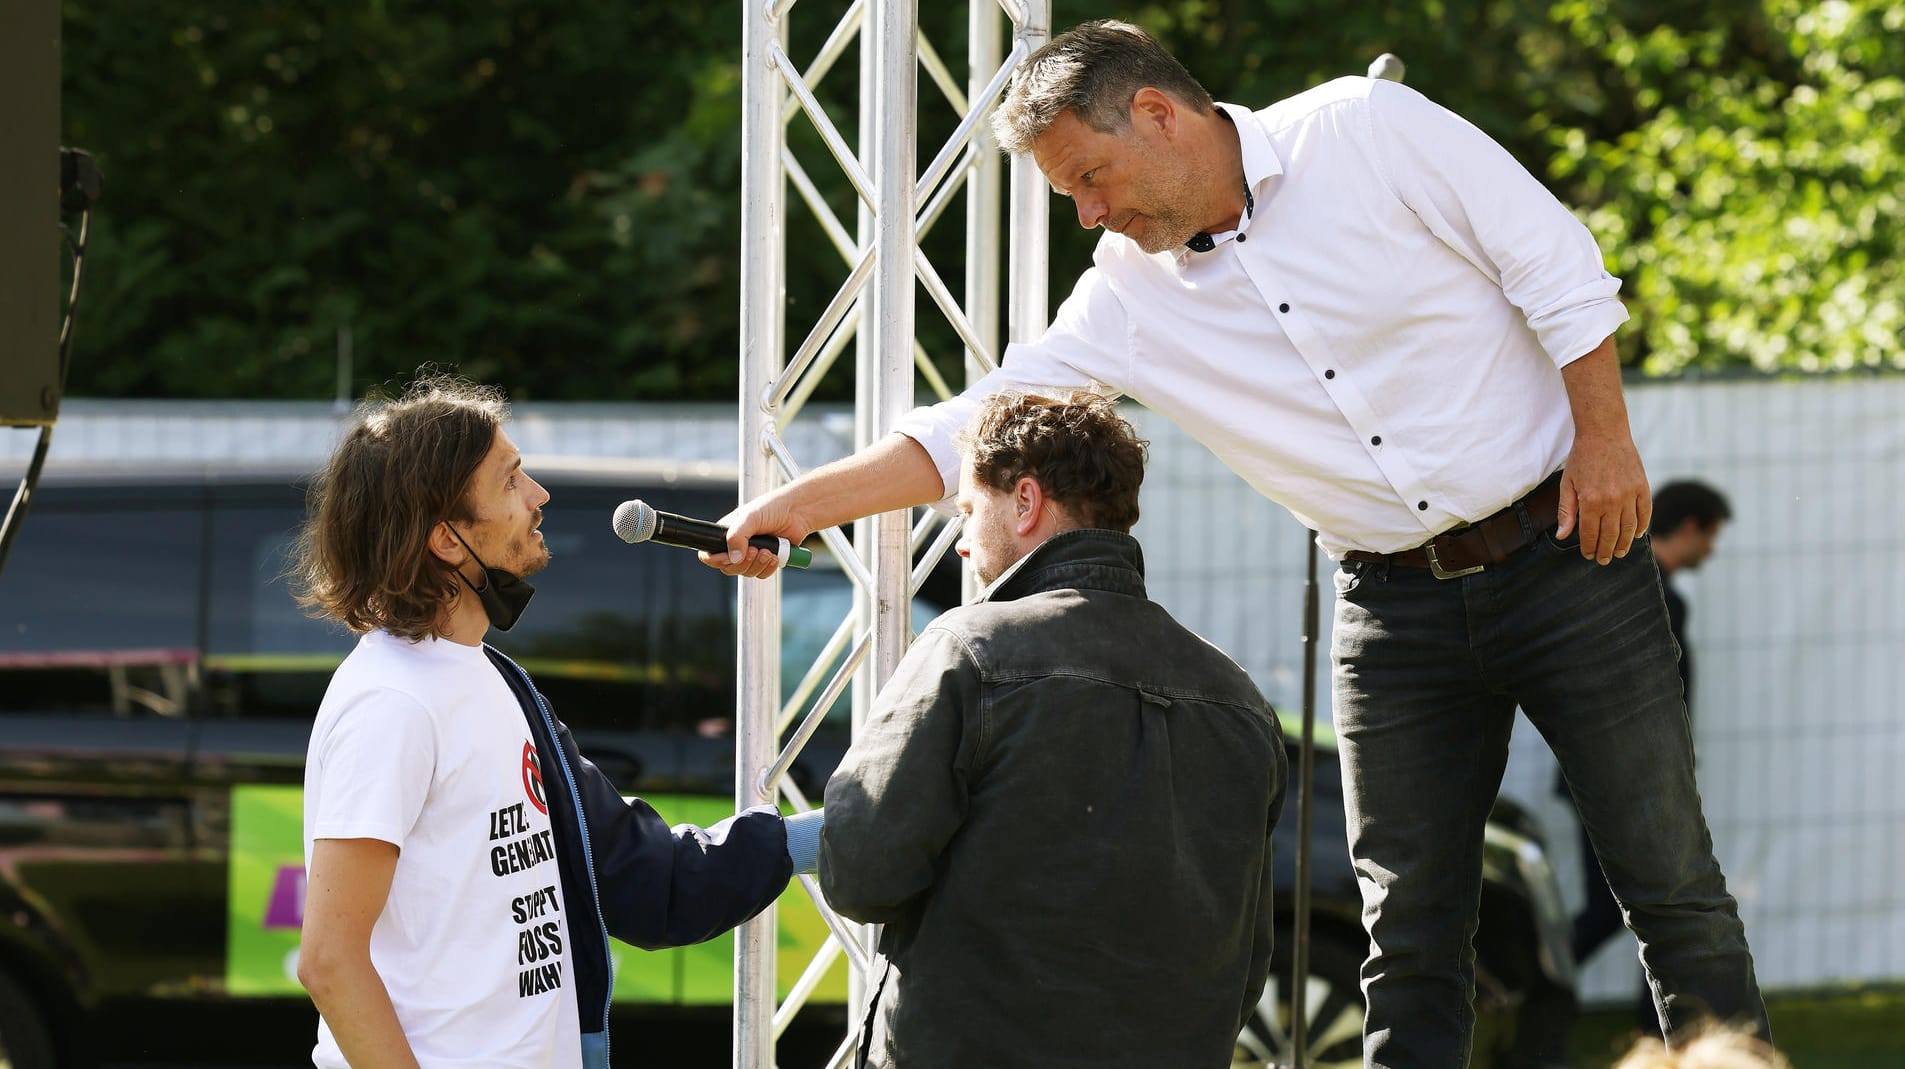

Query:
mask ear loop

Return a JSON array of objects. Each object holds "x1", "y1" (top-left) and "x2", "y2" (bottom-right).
[{"x1": 445, "y1": 524, "x2": 491, "y2": 593}]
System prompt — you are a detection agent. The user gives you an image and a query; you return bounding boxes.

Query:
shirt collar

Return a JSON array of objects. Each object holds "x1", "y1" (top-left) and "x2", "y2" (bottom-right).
[
  {"x1": 1220, "y1": 101, "x2": 1286, "y2": 202},
  {"x1": 1183, "y1": 103, "x2": 1286, "y2": 255}
]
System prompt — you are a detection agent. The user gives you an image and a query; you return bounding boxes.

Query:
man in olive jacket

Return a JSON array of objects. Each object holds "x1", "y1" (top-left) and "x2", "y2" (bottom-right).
[{"x1": 818, "y1": 391, "x2": 1287, "y2": 1069}]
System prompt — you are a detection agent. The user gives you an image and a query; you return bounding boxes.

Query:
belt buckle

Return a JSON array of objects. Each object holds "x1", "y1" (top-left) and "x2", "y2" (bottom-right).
[{"x1": 1425, "y1": 543, "x2": 1485, "y2": 580}]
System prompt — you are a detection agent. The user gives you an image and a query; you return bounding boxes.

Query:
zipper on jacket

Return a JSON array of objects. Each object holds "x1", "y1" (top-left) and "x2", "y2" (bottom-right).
[{"x1": 499, "y1": 652, "x2": 615, "y2": 1066}]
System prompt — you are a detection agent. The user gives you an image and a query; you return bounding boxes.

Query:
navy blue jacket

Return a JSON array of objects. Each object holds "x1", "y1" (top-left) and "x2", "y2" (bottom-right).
[{"x1": 487, "y1": 647, "x2": 791, "y2": 1068}]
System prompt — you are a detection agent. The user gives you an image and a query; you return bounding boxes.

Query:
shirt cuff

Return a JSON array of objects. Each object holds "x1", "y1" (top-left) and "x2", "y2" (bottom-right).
[
  {"x1": 1537, "y1": 292, "x2": 1630, "y2": 370},
  {"x1": 785, "y1": 809, "x2": 825, "y2": 875}
]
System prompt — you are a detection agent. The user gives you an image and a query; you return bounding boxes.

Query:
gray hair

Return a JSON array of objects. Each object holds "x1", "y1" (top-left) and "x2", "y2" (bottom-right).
[{"x1": 990, "y1": 20, "x2": 1215, "y2": 156}]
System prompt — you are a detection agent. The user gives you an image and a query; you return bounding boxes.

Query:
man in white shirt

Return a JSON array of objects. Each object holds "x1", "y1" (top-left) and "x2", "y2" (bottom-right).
[
  {"x1": 704, "y1": 19, "x2": 1766, "y2": 1065},
  {"x1": 294, "y1": 376, "x2": 809, "y2": 1069}
]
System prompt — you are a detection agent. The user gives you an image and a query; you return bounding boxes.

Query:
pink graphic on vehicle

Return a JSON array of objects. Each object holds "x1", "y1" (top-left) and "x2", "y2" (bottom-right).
[{"x1": 263, "y1": 865, "x2": 305, "y2": 929}]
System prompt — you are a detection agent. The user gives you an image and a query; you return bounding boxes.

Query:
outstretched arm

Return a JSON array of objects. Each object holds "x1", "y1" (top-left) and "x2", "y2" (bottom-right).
[
  {"x1": 700, "y1": 433, "x2": 944, "y2": 578},
  {"x1": 554, "y1": 716, "x2": 794, "y2": 950},
  {"x1": 704, "y1": 264, "x2": 1136, "y2": 580}
]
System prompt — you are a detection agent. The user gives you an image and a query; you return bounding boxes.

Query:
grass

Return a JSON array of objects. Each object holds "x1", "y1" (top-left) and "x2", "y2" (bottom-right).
[{"x1": 1567, "y1": 986, "x2": 1905, "y2": 1069}]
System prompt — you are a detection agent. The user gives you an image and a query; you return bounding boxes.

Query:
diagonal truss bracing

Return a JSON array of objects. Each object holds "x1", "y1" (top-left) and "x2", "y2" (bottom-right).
[{"x1": 736, "y1": 0, "x2": 1050, "y2": 1065}]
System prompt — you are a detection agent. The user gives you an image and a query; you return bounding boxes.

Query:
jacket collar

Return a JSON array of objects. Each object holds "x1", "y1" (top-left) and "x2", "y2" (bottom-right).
[{"x1": 977, "y1": 528, "x2": 1148, "y2": 604}]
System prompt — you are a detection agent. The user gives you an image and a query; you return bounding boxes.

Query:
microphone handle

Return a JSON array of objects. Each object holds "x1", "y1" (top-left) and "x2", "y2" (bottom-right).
[{"x1": 652, "y1": 510, "x2": 812, "y2": 568}]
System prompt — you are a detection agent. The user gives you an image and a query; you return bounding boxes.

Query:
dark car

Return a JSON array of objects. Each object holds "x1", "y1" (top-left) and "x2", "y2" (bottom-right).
[{"x1": 0, "y1": 461, "x2": 1572, "y2": 1069}]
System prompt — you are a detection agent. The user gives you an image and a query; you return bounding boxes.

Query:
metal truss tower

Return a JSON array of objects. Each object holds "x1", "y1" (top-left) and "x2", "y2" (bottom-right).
[{"x1": 735, "y1": 0, "x2": 1050, "y2": 1064}]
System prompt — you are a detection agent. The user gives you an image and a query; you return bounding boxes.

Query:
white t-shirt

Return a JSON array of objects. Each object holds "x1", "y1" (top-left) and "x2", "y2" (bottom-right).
[{"x1": 304, "y1": 630, "x2": 583, "y2": 1069}]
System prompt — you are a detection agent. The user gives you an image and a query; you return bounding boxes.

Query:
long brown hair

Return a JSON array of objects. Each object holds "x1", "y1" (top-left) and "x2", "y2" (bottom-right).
[{"x1": 291, "y1": 375, "x2": 508, "y2": 640}]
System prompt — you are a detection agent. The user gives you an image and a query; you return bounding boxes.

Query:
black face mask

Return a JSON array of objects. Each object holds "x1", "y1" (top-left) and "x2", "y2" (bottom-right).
[{"x1": 448, "y1": 527, "x2": 536, "y2": 632}]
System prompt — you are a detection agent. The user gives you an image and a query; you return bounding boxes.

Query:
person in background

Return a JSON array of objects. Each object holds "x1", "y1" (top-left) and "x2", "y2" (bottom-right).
[
  {"x1": 817, "y1": 391, "x2": 1286, "y2": 1069},
  {"x1": 1645, "y1": 480, "x2": 1734, "y2": 701}
]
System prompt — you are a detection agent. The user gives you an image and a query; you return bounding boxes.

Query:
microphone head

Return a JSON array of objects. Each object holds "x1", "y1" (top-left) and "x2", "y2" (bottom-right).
[{"x1": 612, "y1": 499, "x2": 657, "y2": 544}]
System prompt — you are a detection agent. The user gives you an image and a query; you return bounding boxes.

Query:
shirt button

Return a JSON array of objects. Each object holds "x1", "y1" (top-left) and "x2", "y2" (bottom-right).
[
  {"x1": 1417, "y1": 501, "x2": 1429, "y2": 511},
  {"x1": 1237, "y1": 233, "x2": 1248, "y2": 243},
  {"x1": 1370, "y1": 435, "x2": 1382, "y2": 446},
  {"x1": 1278, "y1": 303, "x2": 1290, "y2": 313},
  {"x1": 1324, "y1": 370, "x2": 1335, "y2": 379}
]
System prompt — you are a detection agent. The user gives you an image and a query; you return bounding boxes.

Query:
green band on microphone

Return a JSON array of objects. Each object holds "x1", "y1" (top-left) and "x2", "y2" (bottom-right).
[{"x1": 779, "y1": 539, "x2": 813, "y2": 570}]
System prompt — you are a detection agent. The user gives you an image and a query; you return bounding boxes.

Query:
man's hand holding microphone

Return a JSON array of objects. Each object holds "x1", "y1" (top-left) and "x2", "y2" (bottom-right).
[
  {"x1": 695, "y1": 434, "x2": 951, "y2": 580},
  {"x1": 614, "y1": 498, "x2": 812, "y2": 571},
  {"x1": 695, "y1": 493, "x2": 814, "y2": 579}
]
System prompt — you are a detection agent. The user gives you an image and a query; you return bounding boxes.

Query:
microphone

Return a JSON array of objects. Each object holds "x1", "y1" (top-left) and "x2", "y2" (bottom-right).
[{"x1": 612, "y1": 500, "x2": 813, "y2": 569}]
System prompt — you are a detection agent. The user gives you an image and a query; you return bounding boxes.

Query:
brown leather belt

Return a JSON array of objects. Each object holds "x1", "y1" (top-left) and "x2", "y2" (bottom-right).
[{"x1": 1345, "y1": 471, "x2": 1564, "y2": 579}]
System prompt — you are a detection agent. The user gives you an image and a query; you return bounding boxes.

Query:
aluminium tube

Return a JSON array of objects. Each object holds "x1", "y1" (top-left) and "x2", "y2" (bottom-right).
[{"x1": 734, "y1": 0, "x2": 788, "y2": 1065}]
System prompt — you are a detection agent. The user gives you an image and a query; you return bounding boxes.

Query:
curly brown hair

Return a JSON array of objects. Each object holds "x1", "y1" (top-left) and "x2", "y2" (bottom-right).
[
  {"x1": 961, "y1": 391, "x2": 1148, "y2": 532},
  {"x1": 291, "y1": 375, "x2": 508, "y2": 640}
]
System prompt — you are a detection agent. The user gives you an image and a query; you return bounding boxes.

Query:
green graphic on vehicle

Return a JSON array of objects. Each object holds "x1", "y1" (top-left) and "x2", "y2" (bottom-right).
[
  {"x1": 226, "y1": 785, "x2": 846, "y2": 1004},
  {"x1": 228, "y1": 785, "x2": 306, "y2": 995}
]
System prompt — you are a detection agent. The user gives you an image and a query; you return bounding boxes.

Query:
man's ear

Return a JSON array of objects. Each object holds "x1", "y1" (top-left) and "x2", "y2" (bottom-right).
[
  {"x1": 1013, "y1": 476, "x2": 1045, "y2": 537},
  {"x1": 427, "y1": 521, "x2": 467, "y2": 568},
  {"x1": 1130, "y1": 87, "x2": 1177, "y2": 138}
]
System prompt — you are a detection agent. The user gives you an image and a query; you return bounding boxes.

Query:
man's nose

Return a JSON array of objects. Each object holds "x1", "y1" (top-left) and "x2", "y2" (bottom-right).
[{"x1": 1074, "y1": 195, "x2": 1107, "y2": 230}]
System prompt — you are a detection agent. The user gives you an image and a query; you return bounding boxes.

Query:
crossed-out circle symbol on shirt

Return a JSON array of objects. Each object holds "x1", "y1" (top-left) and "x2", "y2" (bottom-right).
[{"x1": 521, "y1": 741, "x2": 549, "y2": 815}]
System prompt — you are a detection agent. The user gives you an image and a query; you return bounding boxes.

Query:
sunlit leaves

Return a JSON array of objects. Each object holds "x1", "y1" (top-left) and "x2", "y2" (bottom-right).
[{"x1": 1546, "y1": 0, "x2": 1905, "y2": 373}]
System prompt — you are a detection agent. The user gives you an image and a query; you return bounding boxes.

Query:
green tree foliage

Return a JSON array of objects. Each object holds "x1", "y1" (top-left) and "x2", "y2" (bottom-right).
[
  {"x1": 62, "y1": 0, "x2": 751, "y2": 399},
  {"x1": 1546, "y1": 0, "x2": 1905, "y2": 373},
  {"x1": 57, "y1": 1, "x2": 1905, "y2": 399}
]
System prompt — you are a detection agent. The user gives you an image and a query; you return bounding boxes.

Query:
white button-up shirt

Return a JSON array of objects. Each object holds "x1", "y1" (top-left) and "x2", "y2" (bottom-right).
[{"x1": 894, "y1": 76, "x2": 1629, "y2": 557}]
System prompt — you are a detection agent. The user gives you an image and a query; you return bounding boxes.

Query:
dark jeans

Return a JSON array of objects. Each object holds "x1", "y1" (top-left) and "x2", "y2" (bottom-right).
[
  {"x1": 1331, "y1": 529, "x2": 1767, "y2": 1067},
  {"x1": 1574, "y1": 815, "x2": 1633, "y2": 964},
  {"x1": 1573, "y1": 812, "x2": 1661, "y2": 1032}
]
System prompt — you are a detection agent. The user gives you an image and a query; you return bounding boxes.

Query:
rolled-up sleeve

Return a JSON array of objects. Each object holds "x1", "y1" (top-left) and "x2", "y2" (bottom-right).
[
  {"x1": 893, "y1": 267, "x2": 1132, "y2": 503},
  {"x1": 1364, "y1": 79, "x2": 1628, "y2": 369},
  {"x1": 818, "y1": 626, "x2": 983, "y2": 923}
]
